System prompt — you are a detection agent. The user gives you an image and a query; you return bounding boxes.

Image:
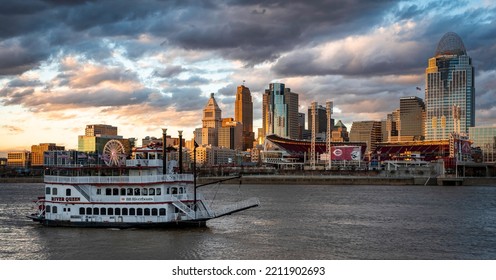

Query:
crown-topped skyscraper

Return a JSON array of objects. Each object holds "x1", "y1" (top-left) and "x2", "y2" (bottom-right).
[
  {"x1": 199, "y1": 93, "x2": 222, "y2": 146},
  {"x1": 425, "y1": 32, "x2": 475, "y2": 140}
]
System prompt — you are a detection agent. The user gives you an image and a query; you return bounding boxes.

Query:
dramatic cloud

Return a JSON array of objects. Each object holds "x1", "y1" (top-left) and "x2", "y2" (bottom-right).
[{"x1": 0, "y1": 0, "x2": 495, "y2": 150}]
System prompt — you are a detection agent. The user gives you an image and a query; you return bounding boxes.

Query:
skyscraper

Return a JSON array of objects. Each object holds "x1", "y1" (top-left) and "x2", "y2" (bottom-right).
[
  {"x1": 425, "y1": 32, "x2": 475, "y2": 140},
  {"x1": 235, "y1": 85, "x2": 254, "y2": 150},
  {"x1": 308, "y1": 104, "x2": 327, "y2": 134},
  {"x1": 399, "y1": 96, "x2": 425, "y2": 141},
  {"x1": 262, "y1": 83, "x2": 299, "y2": 140},
  {"x1": 200, "y1": 93, "x2": 222, "y2": 146}
]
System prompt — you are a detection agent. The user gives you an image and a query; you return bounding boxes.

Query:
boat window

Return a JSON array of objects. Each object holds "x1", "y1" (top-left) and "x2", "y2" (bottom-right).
[
  {"x1": 52, "y1": 188, "x2": 58, "y2": 195},
  {"x1": 122, "y1": 208, "x2": 128, "y2": 215},
  {"x1": 129, "y1": 208, "x2": 135, "y2": 215},
  {"x1": 101, "y1": 208, "x2": 106, "y2": 215},
  {"x1": 156, "y1": 188, "x2": 161, "y2": 195},
  {"x1": 86, "y1": 207, "x2": 92, "y2": 215},
  {"x1": 106, "y1": 188, "x2": 112, "y2": 196},
  {"x1": 96, "y1": 189, "x2": 101, "y2": 195},
  {"x1": 66, "y1": 188, "x2": 71, "y2": 196},
  {"x1": 45, "y1": 187, "x2": 51, "y2": 195},
  {"x1": 127, "y1": 188, "x2": 133, "y2": 196},
  {"x1": 79, "y1": 207, "x2": 85, "y2": 215},
  {"x1": 171, "y1": 187, "x2": 177, "y2": 194},
  {"x1": 120, "y1": 188, "x2": 126, "y2": 196},
  {"x1": 142, "y1": 188, "x2": 148, "y2": 196},
  {"x1": 46, "y1": 206, "x2": 51, "y2": 213},
  {"x1": 179, "y1": 187, "x2": 183, "y2": 194},
  {"x1": 108, "y1": 208, "x2": 114, "y2": 215},
  {"x1": 93, "y1": 208, "x2": 99, "y2": 215},
  {"x1": 52, "y1": 206, "x2": 58, "y2": 214},
  {"x1": 152, "y1": 208, "x2": 158, "y2": 216},
  {"x1": 137, "y1": 208, "x2": 143, "y2": 215},
  {"x1": 115, "y1": 208, "x2": 121, "y2": 215},
  {"x1": 144, "y1": 208, "x2": 150, "y2": 216},
  {"x1": 159, "y1": 208, "x2": 166, "y2": 216},
  {"x1": 149, "y1": 188, "x2": 155, "y2": 195},
  {"x1": 166, "y1": 188, "x2": 169, "y2": 194},
  {"x1": 134, "y1": 188, "x2": 140, "y2": 196},
  {"x1": 113, "y1": 188, "x2": 119, "y2": 196}
]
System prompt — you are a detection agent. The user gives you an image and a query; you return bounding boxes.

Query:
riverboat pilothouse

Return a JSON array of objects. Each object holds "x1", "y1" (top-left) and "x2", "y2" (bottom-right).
[{"x1": 27, "y1": 129, "x2": 259, "y2": 228}]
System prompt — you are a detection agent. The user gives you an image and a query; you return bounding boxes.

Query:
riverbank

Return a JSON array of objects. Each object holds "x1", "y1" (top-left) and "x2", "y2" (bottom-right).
[
  {"x1": 1, "y1": 175, "x2": 494, "y2": 186},
  {"x1": 197, "y1": 175, "x2": 496, "y2": 186}
]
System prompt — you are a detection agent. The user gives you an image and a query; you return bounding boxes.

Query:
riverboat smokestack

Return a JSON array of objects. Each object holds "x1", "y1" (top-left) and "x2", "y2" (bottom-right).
[
  {"x1": 162, "y1": 128, "x2": 167, "y2": 175},
  {"x1": 178, "y1": 130, "x2": 183, "y2": 174}
]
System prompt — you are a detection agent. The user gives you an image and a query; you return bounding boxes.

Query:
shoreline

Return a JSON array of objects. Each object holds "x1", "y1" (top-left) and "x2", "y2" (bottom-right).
[
  {"x1": 198, "y1": 175, "x2": 496, "y2": 186},
  {"x1": 1, "y1": 175, "x2": 495, "y2": 186}
]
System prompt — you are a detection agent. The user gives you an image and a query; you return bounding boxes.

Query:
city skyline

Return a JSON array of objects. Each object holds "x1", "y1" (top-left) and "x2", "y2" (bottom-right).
[{"x1": 1, "y1": 0, "x2": 496, "y2": 154}]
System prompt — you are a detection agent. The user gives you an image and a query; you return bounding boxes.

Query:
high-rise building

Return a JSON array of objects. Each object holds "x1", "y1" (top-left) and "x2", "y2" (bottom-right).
[
  {"x1": 85, "y1": 124, "x2": 118, "y2": 137},
  {"x1": 262, "y1": 83, "x2": 299, "y2": 140},
  {"x1": 200, "y1": 93, "x2": 222, "y2": 147},
  {"x1": 349, "y1": 121, "x2": 382, "y2": 155},
  {"x1": 31, "y1": 143, "x2": 65, "y2": 166},
  {"x1": 235, "y1": 85, "x2": 254, "y2": 150},
  {"x1": 399, "y1": 96, "x2": 425, "y2": 141},
  {"x1": 202, "y1": 93, "x2": 222, "y2": 130},
  {"x1": 219, "y1": 118, "x2": 243, "y2": 150},
  {"x1": 425, "y1": 32, "x2": 475, "y2": 140},
  {"x1": 384, "y1": 111, "x2": 399, "y2": 142},
  {"x1": 297, "y1": 112, "x2": 305, "y2": 139},
  {"x1": 78, "y1": 124, "x2": 131, "y2": 155},
  {"x1": 308, "y1": 104, "x2": 331, "y2": 134}
]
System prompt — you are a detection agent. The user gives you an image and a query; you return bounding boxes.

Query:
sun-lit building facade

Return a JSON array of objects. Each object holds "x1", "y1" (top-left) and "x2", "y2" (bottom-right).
[
  {"x1": 262, "y1": 83, "x2": 299, "y2": 141},
  {"x1": 425, "y1": 32, "x2": 475, "y2": 140},
  {"x1": 31, "y1": 143, "x2": 65, "y2": 166},
  {"x1": 235, "y1": 85, "x2": 255, "y2": 150},
  {"x1": 7, "y1": 151, "x2": 31, "y2": 168},
  {"x1": 200, "y1": 93, "x2": 222, "y2": 147}
]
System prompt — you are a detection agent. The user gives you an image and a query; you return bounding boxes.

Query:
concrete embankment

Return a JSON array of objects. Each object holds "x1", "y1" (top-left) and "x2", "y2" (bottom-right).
[
  {"x1": 198, "y1": 175, "x2": 420, "y2": 185},
  {"x1": 198, "y1": 175, "x2": 496, "y2": 186}
]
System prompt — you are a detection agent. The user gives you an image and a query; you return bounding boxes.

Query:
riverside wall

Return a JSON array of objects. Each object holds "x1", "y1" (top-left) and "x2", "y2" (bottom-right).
[{"x1": 198, "y1": 175, "x2": 496, "y2": 186}]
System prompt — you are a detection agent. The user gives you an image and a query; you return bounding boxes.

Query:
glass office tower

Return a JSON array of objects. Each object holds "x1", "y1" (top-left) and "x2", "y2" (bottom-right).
[{"x1": 425, "y1": 32, "x2": 475, "y2": 140}]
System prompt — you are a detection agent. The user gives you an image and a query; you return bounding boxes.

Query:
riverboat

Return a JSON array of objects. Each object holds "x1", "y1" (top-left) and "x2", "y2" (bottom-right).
[{"x1": 27, "y1": 137, "x2": 259, "y2": 228}]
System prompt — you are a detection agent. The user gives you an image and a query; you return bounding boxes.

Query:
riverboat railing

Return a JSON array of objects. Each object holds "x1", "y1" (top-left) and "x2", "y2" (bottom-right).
[
  {"x1": 44, "y1": 174, "x2": 194, "y2": 184},
  {"x1": 125, "y1": 159, "x2": 162, "y2": 167}
]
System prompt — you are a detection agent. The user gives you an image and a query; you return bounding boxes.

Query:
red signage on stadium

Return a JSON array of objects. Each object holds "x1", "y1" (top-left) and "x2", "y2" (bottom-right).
[{"x1": 331, "y1": 146, "x2": 361, "y2": 161}]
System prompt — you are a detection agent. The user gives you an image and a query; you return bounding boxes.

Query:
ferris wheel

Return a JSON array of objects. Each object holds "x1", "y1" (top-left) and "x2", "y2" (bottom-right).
[{"x1": 102, "y1": 140, "x2": 126, "y2": 166}]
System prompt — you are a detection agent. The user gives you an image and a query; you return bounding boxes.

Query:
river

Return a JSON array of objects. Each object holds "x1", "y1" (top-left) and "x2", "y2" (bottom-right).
[{"x1": 1, "y1": 183, "x2": 496, "y2": 260}]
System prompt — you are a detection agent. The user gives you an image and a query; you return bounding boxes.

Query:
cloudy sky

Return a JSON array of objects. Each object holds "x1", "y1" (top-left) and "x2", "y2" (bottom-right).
[{"x1": 1, "y1": 0, "x2": 495, "y2": 154}]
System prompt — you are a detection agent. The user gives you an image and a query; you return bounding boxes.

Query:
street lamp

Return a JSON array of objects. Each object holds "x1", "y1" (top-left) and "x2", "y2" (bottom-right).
[
  {"x1": 162, "y1": 128, "x2": 167, "y2": 175},
  {"x1": 178, "y1": 130, "x2": 183, "y2": 174}
]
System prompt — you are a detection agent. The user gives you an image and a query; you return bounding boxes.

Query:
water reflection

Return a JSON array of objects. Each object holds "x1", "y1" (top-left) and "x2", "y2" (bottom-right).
[{"x1": 1, "y1": 183, "x2": 496, "y2": 260}]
